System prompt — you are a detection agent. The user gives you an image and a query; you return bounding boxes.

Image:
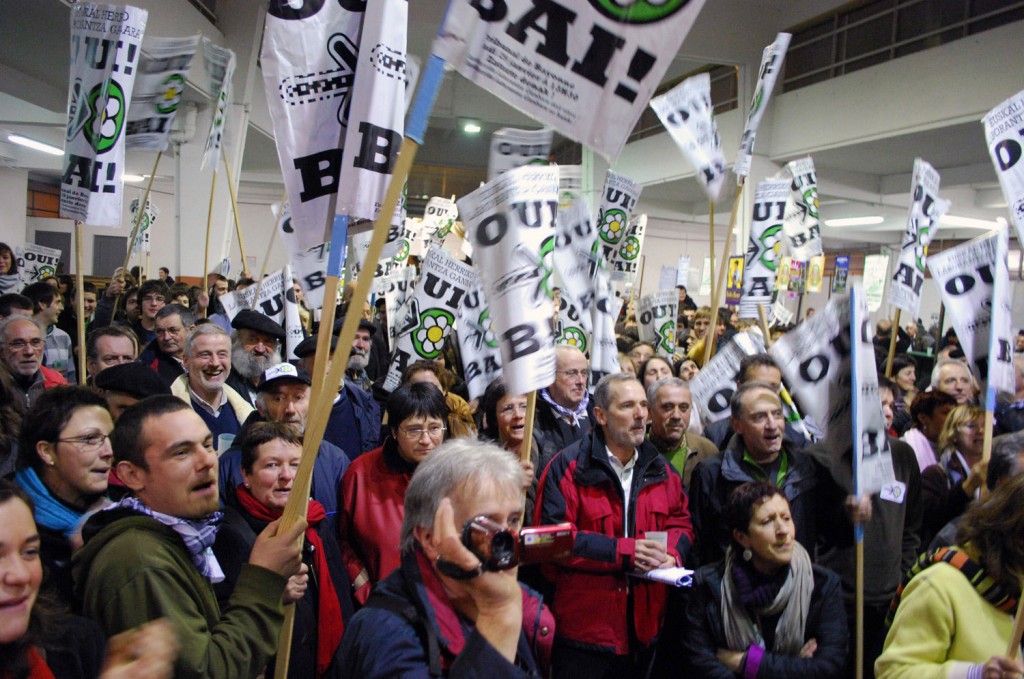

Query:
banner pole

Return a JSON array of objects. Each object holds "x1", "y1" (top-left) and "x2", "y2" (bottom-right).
[
  {"x1": 757, "y1": 303, "x2": 771, "y2": 346},
  {"x1": 75, "y1": 221, "x2": 86, "y2": 386},
  {"x1": 702, "y1": 182, "x2": 744, "y2": 367},
  {"x1": 708, "y1": 200, "x2": 715, "y2": 304},
  {"x1": 202, "y1": 169, "x2": 218, "y2": 318},
  {"x1": 885, "y1": 309, "x2": 901, "y2": 378},
  {"x1": 222, "y1": 155, "x2": 250, "y2": 275},
  {"x1": 850, "y1": 287, "x2": 864, "y2": 679},
  {"x1": 519, "y1": 390, "x2": 538, "y2": 512},
  {"x1": 1006, "y1": 582, "x2": 1024, "y2": 658},
  {"x1": 115, "y1": 152, "x2": 162, "y2": 318}
]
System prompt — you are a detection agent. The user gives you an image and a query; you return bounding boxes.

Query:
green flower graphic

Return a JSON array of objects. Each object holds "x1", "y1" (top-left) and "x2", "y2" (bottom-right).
[
  {"x1": 598, "y1": 208, "x2": 628, "y2": 245},
  {"x1": 479, "y1": 309, "x2": 498, "y2": 349},
  {"x1": 559, "y1": 326, "x2": 588, "y2": 353},
  {"x1": 412, "y1": 308, "x2": 453, "y2": 359},
  {"x1": 619, "y1": 236, "x2": 640, "y2": 261}
]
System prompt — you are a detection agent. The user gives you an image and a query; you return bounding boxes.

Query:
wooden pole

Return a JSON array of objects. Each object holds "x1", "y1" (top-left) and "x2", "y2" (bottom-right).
[
  {"x1": 708, "y1": 201, "x2": 715, "y2": 304},
  {"x1": 75, "y1": 222, "x2": 86, "y2": 385},
  {"x1": 702, "y1": 183, "x2": 745, "y2": 367},
  {"x1": 249, "y1": 216, "x2": 279, "y2": 311},
  {"x1": 202, "y1": 170, "x2": 218, "y2": 318},
  {"x1": 885, "y1": 309, "x2": 901, "y2": 378},
  {"x1": 855, "y1": 531, "x2": 865, "y2": 679},
  {"x1": 114, "y1": 152, "x2": 162, "y2": 319},
  {"x1": 757, "y1": 303, "x2": 771, "y2": 345},
  {"x1": 519, "y1": 390, "x2": 537, "y2": 512},
  {"x1": 222, "y1": 155, "x2": 250, "y2": 275},
  {"x1": 1006, "y1": 583, "x2": 1024, "y2": 658}
]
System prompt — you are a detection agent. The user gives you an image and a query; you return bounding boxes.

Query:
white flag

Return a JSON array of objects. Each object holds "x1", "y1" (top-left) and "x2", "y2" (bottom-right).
[
  {"x1": 201, "y1": 40, "x2": 234, "y2": 171},
  {"x1": 596, "y1": 171, "x2": 642, "y2": 259},
  {"x1": 690, "y1": 331, "x2": 765, "y2": 427},
  {"x1": 987, "y1": 226, "x2": 1014, "y2": 399},
  {"x1": 888, "y1": 159, "x2": 948, "y2": 317},
  {"x1": 589, "y1": 268, "x2": 622, "y2": 382},
  {"x1": 862, "y1": 254, "x2": 890, "y2": 313},
  {"x1": 422, "y1": 197, "x2": 459, "y2": 242},
  {"x1": 260, "y1": 1, "x2": 362, "y2": 251},
  {"x1": 488, "y1": 128, "x2": 553, "y2": 181},
  {"x1": 219, "y1": 267, "x2": 304, "y2": 360},
  {"x1": 460, "y1": 165, "x2": 559, "y2": 396},
  {"x1": 649, "y1": 73, "x2": 726, "y2": 202},
  {"x1": 375, "y1": 263, "x2": 418, "y2": 349},
  {"x1": 337, "y1": 0, "x2": 408, "y2": 222},
  {"x1": 556, "y1": 291, "x2": 593, "y2": 355},
  {"x1": 129, "y1": 197, "x2": 157, "y2": 255},
  {"x1": 637, "y1": 291, "x2": 678, "y2": 359},
  {"x1": 983, "y1": 88, "x2": 1024, "y2": 246},
  {"x1": 61, "y1": 3, "x2": 148, "y2": 226},
  {"x1": 739, "y1": 178, "x2": 787, "y2": 319},
  {"x1": 432, "y1": 0, "x2": 707, "y2": 161},
  {"x1": 457, "y1": 277, "x2": 504, "y2": 401},
  {"x1": 735, "y1": 33, "x2": 790, "y2": 178},
  {"x1": 126, "y1": 35, "x2": 200, "y2": 151},
  {"x1": 782, "y1": 157, "x2": 823, "y2": 260},
  {"x1": 15, "y1": 244, "x2": 62, "y2": 288}
]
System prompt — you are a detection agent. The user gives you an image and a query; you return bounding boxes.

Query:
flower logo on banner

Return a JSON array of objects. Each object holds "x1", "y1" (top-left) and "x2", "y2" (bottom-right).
[
  {"x1": 560, "y1": 326, "x2": 588, "y2": 352},
  {"x1": 85, "y1": 81, "x2": 127, "y2": 153},
  {"x1": 589, "y1": 0, "x2": 692, "y2": 24},
  {"x1": 756, "y1": 224, "x2": 782, "y2": 271},
  {"x1": 479, "y1": 309, "x2": 499, "y2": 349},
  {"x1": 656, "y1": 319, "x2": 675, "y2": 355},
  {"x1": 393, "y1": 239, "x2": 410, "y2": 263},
  {"x1": 537, "y1": 236, "x2": 555, "y2": 301},
  {"x1": 619, "y1": 236, "x2": 641, "y2": 261},
  {"x1": 599, "y1": 208, "x2": 628, "y2": 244},
  {"x1": 413, "y1": 308, "x2": 454, "y2": 358}
]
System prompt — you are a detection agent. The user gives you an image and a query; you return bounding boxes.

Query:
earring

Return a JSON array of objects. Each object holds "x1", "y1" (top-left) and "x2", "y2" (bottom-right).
[
  {"x1": 742, "y1": 548, "x2": 753, "y2": 562},
  {"x1": 244, "y1": 483, "x2": 250, "y2": 488}
]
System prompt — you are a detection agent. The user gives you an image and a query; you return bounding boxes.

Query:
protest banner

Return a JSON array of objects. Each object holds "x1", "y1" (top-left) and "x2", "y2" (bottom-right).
[
  {"x1": 596, "y1": 171, "x2": 643, "y2": 259},
  {"x1": 125, "y1": 35, "x2": 200, "y2": 150},
  {"x1": 650, "y1": 72, "x2": 726, "y2": 201},
  {"x1": 928, "y1": 228, "x2": 1011, "y2": 393},
  {"x1": 558, "y1": 165, "x2": 583, "y2": 207},
  {"x1": 421, "y1": 196, "x2": 459, "y2": 242},
  {"x1": 607, "y1": 214, "x2": 647, "y2": 286},
  {"x1": 637, "y1": 290, "x2": 678, "y2": 358},
  {"x1": 676, "y1": 255, "x2": 691, "y2": 288},
  {"x1": 337, "y1": 0, "x2": 408, "y2": 222},
  {"x1": 553, "y1": 197, "x2": 600, "y2": 309},
  {"x1": 782, "y1": 157, "x2": 823, "y2": 261},
  {"x1": 456, "y1": 277, "x2": 504, "y2": 400},
  {"x1": 776, "y1": 256, "x2": 792, "y2": 292},
  {"x1": 556, "y1": 291, "x2": 593, "y2": 354},
  {"x1": 460, "y1": 165, "x2": 559, "y2": 396},
  {"x1": 260, "y1": 0, "x2": 362, "y2": 251},
  {"x1": 659, "y1": 266, "x2": 676, "y2": 292},
  {"x1": 987, "y1": 226, "x2": 1014, "y2": 398},
  {"x1": 128, "y1": 197, "x2": 156, "y2": 254},
  {"x1": 789, "y1": 260, "x2": 806, "y2": 295},
  {"x1": 375, "y1": 263, "x2": 418, "y2": 348},
  {"x1": 983, "y1": 87, "x2": 1024, "y2": 246},
  {"x1": 699, "y1": 256, "x2": 712, "y2": 296},
  {"x1": 862, "y1": 254, "x2": 889, "y2": 312},
  {"x1": 833, "y1": 255, "x2": 850, "y2": 293},
  {"x1": 739, "y1": 178, "x2": 787, "y2": 319},
  {"x1": 201, "y1": 40, "x2": 235, "y2": 171},
  {"x1": 61, "y1": 3, "x2": 147, "y2": 226},
  {"x1": 219, "y1": 266, "x2": 304, "y2": 360},
  {"x1": 488, "y1": 127, "x2": 553, "y2": 181},
  {"x1": 433, "y1": 0, "x2": 707, "y2": 160},
  {"x1": 14, "y1": 244, "x2": 62, "y2": 289},
  {"x1": 735, "y1": 33, "x2": 790, "y2": 178},
  {"x1": 725, "y1": 256, "x2": 744, "y2": 306},
  {"x1": 382, "y1": 247, "x2": 475, "y2": 392},
  {"x1": 690, "y1": 331, "x2": 765, "y2": 427},
  {"x1": 889, "y1": 159, "x2": 948, "y2": 317},
  {"x1": 807, "y1": 255, "x2": 824, "y2": 293},
  {"x1": 590, "y1": 267, "x2": 623, "y2": 382}
]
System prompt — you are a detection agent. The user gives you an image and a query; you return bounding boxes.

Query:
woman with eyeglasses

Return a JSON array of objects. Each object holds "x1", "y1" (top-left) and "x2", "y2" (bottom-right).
[
  {"x1": 11, "y1": 386, "x2": 113, "y2": 609},
  {"x1": 479, "y1": 377, "x2": 539, "y2": 523},
  {"x1": 337, "y1": 382, "x2": 448, "y2": 605},
  {"x1": 920, "y1": 404, "x2": 987, "y2": 547}
]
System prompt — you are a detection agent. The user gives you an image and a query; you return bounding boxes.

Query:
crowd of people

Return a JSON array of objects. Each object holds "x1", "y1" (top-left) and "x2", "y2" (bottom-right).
[{"x1": 1, "y1": 259, "x2": 1023, "y2": 679}]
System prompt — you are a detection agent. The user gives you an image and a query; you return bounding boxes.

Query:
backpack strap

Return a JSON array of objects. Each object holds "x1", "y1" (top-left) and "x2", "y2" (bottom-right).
[{"x1": 363, "y1": 575, "x2": 443, "y2": 676}]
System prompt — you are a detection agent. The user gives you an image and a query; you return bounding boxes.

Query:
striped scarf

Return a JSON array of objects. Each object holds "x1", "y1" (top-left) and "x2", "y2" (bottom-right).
[
  {"x1": 886, "y1": 545, "x2": 1019, "y2": 626},
  {"x1": 539, "y1": 388, "x2": 590, "y2": 427}
]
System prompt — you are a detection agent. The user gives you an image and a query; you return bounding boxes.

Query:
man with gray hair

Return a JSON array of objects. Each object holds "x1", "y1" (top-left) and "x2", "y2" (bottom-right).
[
  {"x1": 171, "y1": 323, "x2": 254, "y2": 451},
  {"x1": 226, "y1": 309, "x2": 285, "y2": 406},
  {"x1": 533, "y1": 345, "x2": 596, "y2": 468},
  {"x1": 930, "y1": 358, "x2": 975, "y2": 405},
  {"x1": 537, "y1": 373, "x2": 692, "y2": 678},
  {"x1": 340, "y1": 438, "x2": 555, "y2": 676},
  {"x1": 646, "y1": 377, "x2": 718, "y2": 490},
  {"x1": 139, "y1": 304, "x2": 194, "y2": 386},
  {"x1": 0, "y1": 315, "x2": 66, "y2": 408}
]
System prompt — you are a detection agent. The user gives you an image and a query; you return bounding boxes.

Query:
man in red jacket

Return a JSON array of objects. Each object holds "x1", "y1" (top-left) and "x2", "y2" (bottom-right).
[
  {"x1": 0, "y1": 315, "x2": 65, "y2": 408},
  {"x1": 537, "y1": 373, "x2": 693, "y2": 679}
]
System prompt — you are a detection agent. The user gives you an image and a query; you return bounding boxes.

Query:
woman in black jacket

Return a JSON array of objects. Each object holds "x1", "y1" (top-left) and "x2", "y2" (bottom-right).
[
  {"x1": 682, "y1": 481, "x2": 847, "y2": 678},
  {"x1": 212, "y1": 422, "x2": 353, "y2": 679}
]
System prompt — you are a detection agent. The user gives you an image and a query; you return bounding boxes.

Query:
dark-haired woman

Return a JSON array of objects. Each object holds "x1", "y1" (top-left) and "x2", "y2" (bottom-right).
[
  {"x1": 876, "y1": 474, "x2": 1024, "y2": 679},
  {"x1": 682, "y1": 481, "x2": 847, "y2": 678},
  {"x1": 213, "y1": 422, "x2": 351, "y2": 678},
  {"x1": 479, "y1": 377, "x2": 538, "y2": 521},
  {"x1": 337, "y1": 382, "x2": 448, "y2": 604},
  {"x1": 12, "y1": 387, "x2": 112, "y2": 607}
]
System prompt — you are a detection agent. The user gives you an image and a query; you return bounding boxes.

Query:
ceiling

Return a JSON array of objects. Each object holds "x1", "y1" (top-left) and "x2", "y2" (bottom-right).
[{"x1": 0, "y1": 0, "x2": 1013, "y2": 251}]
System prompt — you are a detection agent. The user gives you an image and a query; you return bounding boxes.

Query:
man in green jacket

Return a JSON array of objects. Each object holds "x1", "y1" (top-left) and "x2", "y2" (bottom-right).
[{"x1": 74, "y1": 395, "x2": 306, "y2": 679}]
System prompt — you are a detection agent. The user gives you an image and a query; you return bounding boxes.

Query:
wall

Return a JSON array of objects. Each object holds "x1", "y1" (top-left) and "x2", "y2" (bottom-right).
[{"x1": 0, "y1": 167, "x2": 27, "y2": 245}]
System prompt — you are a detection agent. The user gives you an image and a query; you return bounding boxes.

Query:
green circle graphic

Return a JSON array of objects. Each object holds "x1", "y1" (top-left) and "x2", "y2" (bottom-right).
[{"x1": 588, "y1": 0, "x2": 692, "y2": 24}]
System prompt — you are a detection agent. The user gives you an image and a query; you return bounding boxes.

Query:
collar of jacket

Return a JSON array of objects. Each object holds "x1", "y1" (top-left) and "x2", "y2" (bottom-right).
[
  {"x1": 722, "y1": 434, "x2": 813, "y2": 493},
  {"x1": 573, "y1": 427, "x2": 667, "y2": 490}
]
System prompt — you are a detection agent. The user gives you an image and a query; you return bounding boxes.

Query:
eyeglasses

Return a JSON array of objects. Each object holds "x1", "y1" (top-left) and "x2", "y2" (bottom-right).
[
  {"x1": 6, "y1": 338, "x2": 44, "y2": 351},
  {"x1": 500, "y1": 403, "x2": 529, "y2": 415},
  {"x1": 54, "y1": 432, "x2": 111, "y2": 453},
  {"x1": 556, "y1": 369, "x2": 590, "y2": 379},
  {"x1": 399, "y1": 425, "x2": 446, "y2": 440}
]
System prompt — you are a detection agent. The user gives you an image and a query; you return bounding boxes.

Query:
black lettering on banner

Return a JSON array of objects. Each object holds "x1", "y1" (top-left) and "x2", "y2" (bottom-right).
[
  {"x1": 484, "y1": 355, "x2": 501, "y2": 372},
  {"x1": 464, "y1": 360, "x2": 482, "y2": 382},
  {"x1": 505, "y1": 0, "x2": 576, "y2": 67},
  {"x1": 997, "y1": 338, "x2": 1012, "y2": 363},
  {"x1": 421, "y1": 273, "x2": 467, "y2": 308},
  {"x1": 799, "y1": 355, "x2": 829, "y2": 383},
  {"x1": 514, "y1": 201, "x2": 556, "y2": 228},
  {"x1": 942, "y1": 266, "x2": 993, "y2": 296},
  {"x1": 753, "y1": 200, "x2": 786, "y2": 222},
  {"x1": 476, "y1": 214, "x2": 508, "y2": 246},
  {"x1": 993, "y1": 136, "x2": 1023, "y2": 172},
  {"x1": 707, "y1": 387, "x2": 733, "y2": 415},
  {"x1": 504, "y1": 323, "x2": 540, "y2": 360},
  {"x1": 570, "y1": 24, "x2": 624, "y2": 88},
  {"x1": 391, "y1": 347, "x2": 411, "y2": 380},
  {"x1": 747, "y1": 277, "x2": 770, "y2": 297},
  {"x1": 470, "y1": 0, "x2": 508, "y2": 22},
  {"x1": 267, "y1": 0, "x2": 325, "y2": 19},
  {"x1": 294, "y1": 149, "x2": 342, "y2": 202},
  {"x1": 62, "y1": 154, "x2": 93, "y2": 189},
  {"x1": 892, "y1": 262, "x2": 924, "y2": 294},
  {"x1": 259, "y1": 294, "x2": 284, "y2": 317},
  {"x1": 304, "y1": 271, "x2": 325, "y2": 290},
  {"x1": 353, "y1": 122, "x2": 400, "y2": 174}
]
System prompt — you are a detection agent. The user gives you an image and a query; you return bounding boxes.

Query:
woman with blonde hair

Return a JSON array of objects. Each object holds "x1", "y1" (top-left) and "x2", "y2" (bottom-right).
[{"x1": 920, "y1": 404, "x2": 987, "y2": 547}]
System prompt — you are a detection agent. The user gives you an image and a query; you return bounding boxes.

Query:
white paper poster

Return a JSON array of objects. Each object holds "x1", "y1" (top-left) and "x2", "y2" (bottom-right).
[
  {"x1": 739, "y1": 178, "x2": 787, "y2": 319},
  {"x1": 15, "y1": 244, "x2": 62, "y2": 288},
  {"x1": 201, "y1": 40, "x2": 235, "y2": 171},
  {"x1": 421, "y1": 196, "x2": 459, "y2": 242},
  {"x1": 734, "y1": 33, "x2": 790, "y2": 178},
  {"x1": 219, "y1": 266, "x2": 304, "y2": 360},
  {"x1": 888, "y1": 159, "x2": 948, "y2": 317},
  {"x1": 699, "y1": 256, "x2": 712, "y2": 296},
  {"x1": 676, "y1": 255, "x2": 691, "y2": 288},
  {"x1": 61, "y1": 3, "x2": 148, "y2": 226},
  {"x1": 433, "y1": 0, "x2": 707, "y2": 161},
  {"x1": 782, "y1": 157, "x2": 823, "y2": 261},
  {"x1": 690, "y1": 331, "x2": 765, "y2": 426},
  {"x1": 987, "y1": 226, "x2": 1014, "y2": 399},
  {"x1": 128, "y1": 197, "x2": 156, "y2": 254},
  {"x1": 862, "y1": 254, "x2": 890, "y2": 313},
  {"x1": 649, "y1": 72, "x2": 726, "y2": 202},
  {"x1": 456, "y1": 276, "x2": 504, "y2": 401},
  {"x1": 851, "y1": 285, "x2": 897, "y2": 494},
  {"x1": 589, "y1": 267, "x2": 622, "y2": 382},
  {"x1": 488, "y1": 127, "x2": 553, "y2": 181},
  {"x1": 125, "y1": 35, "x2": 200, "y2": 151},
  {"x1": 460, "y1": 165, "x2": 558, "y2": 396},
  {"x1": 983, "y1": 88, "x2": 1024, "y2": 246},
  {"x1": 637, "y1": 290, "x2": 678, "y2": 358}
]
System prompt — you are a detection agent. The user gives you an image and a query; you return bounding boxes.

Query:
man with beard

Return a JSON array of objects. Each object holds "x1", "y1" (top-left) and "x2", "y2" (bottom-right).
[
  {"x1": 74, "y1": 395, "x2": 306, "y2": 679},
  {"x1": 344, "y1": 316, "x2": 377, "y2": 393},
  {"x1": 646, "y1": 377, "x2": 718, "y2": 490},
  {"x1": 537, "y1": 374, "x2": 693, "y2": 678},
  {"x1": 138, "y1": 304, "x2": 194, "y2": 386},
  {"x1": 226, "y1": 309, "x2": 285, "y2": 406},
  {"x1": 171, "y1": 324, "x2": 254, "y2": 451}
]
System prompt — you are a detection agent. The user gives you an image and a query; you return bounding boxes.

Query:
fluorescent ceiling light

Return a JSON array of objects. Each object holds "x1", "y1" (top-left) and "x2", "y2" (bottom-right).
[
  {"x1": 122, "y1": 174, "x2": 146, "y2": 183},
  {"x1": 824, "y1": 216, "x2": 884, "y2": 227},
  {"x1": 462, "y1": 120, "x2": 481, "y2": 134},
  {"x1": 939, "y1": 214, "x2": 1002, "y2": 229},
  {"x1": 7, "y1": 134, "x2": 63, "y2": 156}
]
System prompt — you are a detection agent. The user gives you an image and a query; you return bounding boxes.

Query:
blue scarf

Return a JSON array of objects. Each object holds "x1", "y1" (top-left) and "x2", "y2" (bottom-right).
[
  {"x1": 540, "y1": 388, "x2": 590, "y2": 427},
  {"x1": 108, "y1": 496, "x2": 225, "y2": 583},
  {"x1": 15, "y1": 467, "x2": 82, "y2": 538}
]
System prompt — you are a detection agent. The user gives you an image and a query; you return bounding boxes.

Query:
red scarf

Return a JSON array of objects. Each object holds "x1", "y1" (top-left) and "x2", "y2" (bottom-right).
[
  {"x1": 236, "y1": 486, "x2": 343, "y2": 677},
  {"x1": 21, "y1": 648, "x2": 55, "y2": 679}
]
